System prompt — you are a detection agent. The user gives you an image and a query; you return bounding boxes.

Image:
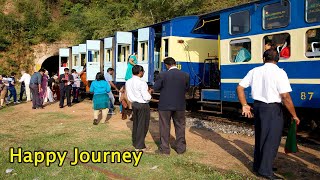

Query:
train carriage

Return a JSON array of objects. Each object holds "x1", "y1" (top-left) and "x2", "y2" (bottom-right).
[
  {"x1": 58, "y1": 48, "x2": 71, "y2": 75},
  {"x1": 104, "y1": 37, "x2": 114, "y2": 75},
  {"x1": 86, "y1": 40, "x2": 103, "y2": 81},
  {"x1": 71, "y1": 46, "x2": 82, "y2": 73},
  {"x1": 194, "y1": 0, "x2": 320, "y2": 114}
]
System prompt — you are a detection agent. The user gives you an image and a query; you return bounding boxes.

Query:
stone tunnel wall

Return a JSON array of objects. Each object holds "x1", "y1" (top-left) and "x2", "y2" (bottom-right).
[{"x1": 32, "y1": 42, "x2": 72, "y2": 72}]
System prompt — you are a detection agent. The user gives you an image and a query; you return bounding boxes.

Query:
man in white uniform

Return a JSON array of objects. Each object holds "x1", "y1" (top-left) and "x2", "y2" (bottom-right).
[{"x1": 237, "y1": 49, "x2": 300, "y2": 180}]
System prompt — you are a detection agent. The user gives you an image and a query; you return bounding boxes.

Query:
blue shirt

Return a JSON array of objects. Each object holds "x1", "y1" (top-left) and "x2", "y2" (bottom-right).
[
  {"x1": 30, "y1": 72, "x2": 42, "y2": 84},
  {"x1": 90, "y1": 80, "x2": 111, "y2": 95},
  {"x1": 234, "y1": 48, "x2": 251, "y2": 62}
]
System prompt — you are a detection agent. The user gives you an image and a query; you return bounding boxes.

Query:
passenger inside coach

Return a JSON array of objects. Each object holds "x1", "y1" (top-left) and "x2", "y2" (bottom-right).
[
  {"x1": 279, "y1": 37, "x2": 290, "y2": 59},
  {"x1": 234, "y1": 42, "x2": 251, "y2": 63}
]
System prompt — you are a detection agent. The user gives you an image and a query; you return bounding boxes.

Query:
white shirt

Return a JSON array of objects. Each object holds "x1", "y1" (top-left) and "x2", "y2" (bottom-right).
[
  {"x1": 105, "y1": 72, "x2": 113, "y2": 82},
  {"x1": 72, "y1": 73, "x2": 81, "y2": 87},
  {"x1": 19, "y1": 73, "x2": 31, "y2": 85},
  {"x1": 169, "y1": 66, "x2": 178, "y2": 71},
  {"x1": 239, "y1": 63, "x2": 292, "y2": 103},
  {"x1": 126, "y1": 75, "x2": 151, "y2": 103}
]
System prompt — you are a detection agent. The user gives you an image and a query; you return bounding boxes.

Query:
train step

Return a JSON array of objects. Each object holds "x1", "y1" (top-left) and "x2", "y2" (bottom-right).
[
  {"x1": 198, "y1": 110, "x2": 223, "y2": 115},
  {"x1": 197, "y1": 101, "x2": 221, "y2": 105}
]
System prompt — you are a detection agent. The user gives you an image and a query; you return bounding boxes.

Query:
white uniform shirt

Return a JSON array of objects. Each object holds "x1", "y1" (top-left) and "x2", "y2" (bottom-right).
[
  {"x1": 19, "y1": 73, "x2": 31, "y2": 85},
  {"x1": 126, "y1": 75, "x2": 151, "y2": 103},
  {"x1": 239, "y1": 63, "x2": 292, "y2": 103}
]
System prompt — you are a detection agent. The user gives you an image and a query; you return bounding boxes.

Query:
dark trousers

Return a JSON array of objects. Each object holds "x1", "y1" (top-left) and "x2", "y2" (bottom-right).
[
  {"x1": 29, "y1": 84, "x2": 41, "y2": 108},
  {"x1": 159, "y1": 110, "x2": 186, "y2": 154},
  {"x1": 132, "y1": 102, "x2": 150, "y2": 149},
  {"x1": 60, "y1": 86, "x2": 72, "y2": 107},
  {"x1": 19, "y1": 84, "x2": 25, "y2": 101},
  {"x1": 253, "y1": 101, "x2": 284, "y2": 176},
  {"x1": 7, "y1": 87, "x2": 17, "y2": 102},
  {"x1": 72, "y1": 87, "x2": 79, "y2": 101}
]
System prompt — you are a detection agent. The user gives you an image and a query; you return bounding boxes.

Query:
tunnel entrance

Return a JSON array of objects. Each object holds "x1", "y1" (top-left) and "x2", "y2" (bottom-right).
[{"x1": 41, "y1": 55, "x2": 59, "y2": 76}]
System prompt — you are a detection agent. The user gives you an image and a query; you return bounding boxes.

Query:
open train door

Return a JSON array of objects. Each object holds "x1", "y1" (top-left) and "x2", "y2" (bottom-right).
[
  {"x1": 137, "y1": 27, "x2": 155, "y2": 82},
  {"x1": 86, "y1": 40, "x2": 102, "y2": 81},
  {"x1": 59, "y1": 48, "x2": 70, "y2": 75},
  {"x1": 115, "y1": 32, "x2": 132, "y2": 82},
  {"x1": 71, "y1": 46, "x2": 83, "y2": 73},
  {"x1": 104, "y1": 37, "x2": 114, "y2": 74}
]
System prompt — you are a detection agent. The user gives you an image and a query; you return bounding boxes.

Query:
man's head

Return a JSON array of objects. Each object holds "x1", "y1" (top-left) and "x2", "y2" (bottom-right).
[
  {"x1": 107, "y1": 68, "x2": 114, "y2": 75},
  {"x1": 132, "y1": 65, "x2": 144, "y2": 78},
  {"x1": 263, "y1": 49, "x2": 279, "y2": 63},
  {"x1": 64, "y1": 68, "x2": 69, "y2": 74},
  {"x1": 163, "y1": 57, "x2": 176, "y2": 70},
  {"x1": 11, "y1": 72, "x2": 16, "y2": 77},
  {"x1": 0, "y1": 74, "x2": 2, "y2": 80},
  {"x1": 21, "y1": 70, "x2": 26, "y2": 75},
  {"x1": 264, "y1": 41, "x2": 272, "y2": 51},
  {"x1": 71, "y1": 69, "x2": 77, "y2": 74},
  {"x1": 38, "y1": 68, "x2": 45, "y2": 76}
]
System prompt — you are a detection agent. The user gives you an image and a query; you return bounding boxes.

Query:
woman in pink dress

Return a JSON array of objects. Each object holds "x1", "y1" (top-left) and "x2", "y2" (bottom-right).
[{"x1": 40, "y1": 70, "x2": 49, "y2": 105}]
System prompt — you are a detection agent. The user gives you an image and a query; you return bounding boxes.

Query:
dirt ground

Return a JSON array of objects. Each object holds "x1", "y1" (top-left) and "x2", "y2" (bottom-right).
[{"x1": 7, "y1": 100, "x2": 320, "y2": 179}]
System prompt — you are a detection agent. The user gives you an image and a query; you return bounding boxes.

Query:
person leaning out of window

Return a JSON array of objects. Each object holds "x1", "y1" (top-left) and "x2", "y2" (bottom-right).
[{"x1": 90, "y1": 72, "x2": 111, "y2": 125}]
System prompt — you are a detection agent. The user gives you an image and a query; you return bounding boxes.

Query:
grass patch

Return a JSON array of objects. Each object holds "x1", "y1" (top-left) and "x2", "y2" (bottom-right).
[
  {"x1": 0, "y1": 106, "x2": 250, "y2": 179},
  {"x1": 38, "y1": 112, "x2": 74, "y2": 120}
]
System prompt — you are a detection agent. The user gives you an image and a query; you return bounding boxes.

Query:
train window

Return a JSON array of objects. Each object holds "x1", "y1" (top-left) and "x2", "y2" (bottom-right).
[
  {"x1": 122, "y1": 47, "x2": 126, "y2": 62},
  {"x1": 92, "y1": 51, "x2": 99, "y2": 62},
  {"x1": 105, "y1": 49, "x2": 111, "y2": 62},
  {"x1": 306, "y1": 0, "x2": 320, "y2": 23},
  {"x1": 263, "y1": 33, "x2": 290, "y2": 59},
  {"x1": 80, "y1": 54, "x2": 86, "y2": 66},
  {"x1": 61, "y1": 57, "x2": 68, "y2": 67},
  {"x1": 140, "y1": 42, "x2": 148, "y2": 61},
  {"x1": 263, "y1": 2, "x2": 290, "y2": 30},
  {"x1": 72, "y1": 55, "x2": 79, "y2": 66},
  {"x1": 306, "y1": 28, "x2": 320, "y2": 58},
  {"x1": 229, "y1": 11, "x2": 250, "y2": 35},
  {"x1": 230, "y1": 38, "x2": 251, "y2": 63},
  {"x1": 164, "y1": 39, "x2": 169, "y2": 57}
]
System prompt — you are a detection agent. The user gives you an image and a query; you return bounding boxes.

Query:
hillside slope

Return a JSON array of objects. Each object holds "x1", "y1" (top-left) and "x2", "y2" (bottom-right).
[{"x1": 0, "y1": 0, "x2": 252, "y2": 75}]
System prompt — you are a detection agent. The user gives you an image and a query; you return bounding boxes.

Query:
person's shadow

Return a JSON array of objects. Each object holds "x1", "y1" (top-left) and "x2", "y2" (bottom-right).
[
  {"x1": 189, "y1": 125, "x2": 253, "y2": 172},
  {"x1": 232, "y1": 139, "x2": 320, "y2": 179}
]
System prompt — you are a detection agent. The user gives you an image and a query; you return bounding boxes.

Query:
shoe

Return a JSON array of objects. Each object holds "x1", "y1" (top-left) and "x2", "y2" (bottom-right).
[
  {"x1": 32, "y1": 107, "x2": 36, "y2": 109},
  {"x1": 122, "y1": 113, "x2": 127, "y2": 120},
  {"x1": 36, "y1": 107, "x2": 44, "y2": 109},
  {"x1": 68, "y1": 105, "x2": 72, "y2": 107},
  {"x1": 59, "y1": 106, "x2": 63, "y2": 108},
  {"x1": 253, "y1": 167, "x2": 278, "y2": 173},
  {"x1": 176, "y1": 150, "x2": 186, "y2": 155},
  {"x1": 257, "y1": 173, "x2": 283, "y2": 180},
  {"x1": 93, "y1": 119, "x2": 98, "y2": 125},
  {"x1": 108, "y1": 110, "x2": 115, "y2": 115},
  {"x1": 155, "y1": 149, "x2": 170, "y2": 155},
  {"x1": 14, "y1": 101, "x2": 20, "y2": 104}
]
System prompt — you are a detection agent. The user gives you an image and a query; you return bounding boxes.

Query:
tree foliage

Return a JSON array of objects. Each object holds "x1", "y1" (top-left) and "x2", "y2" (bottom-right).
[{"x1": 0, "y1": 0, "x2": 252, "y2": 75}]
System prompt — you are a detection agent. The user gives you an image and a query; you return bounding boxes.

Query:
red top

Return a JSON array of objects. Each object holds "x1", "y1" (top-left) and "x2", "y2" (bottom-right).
[{"x1": 280, "y1": 47, "x2": 290, "y2": 58}]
